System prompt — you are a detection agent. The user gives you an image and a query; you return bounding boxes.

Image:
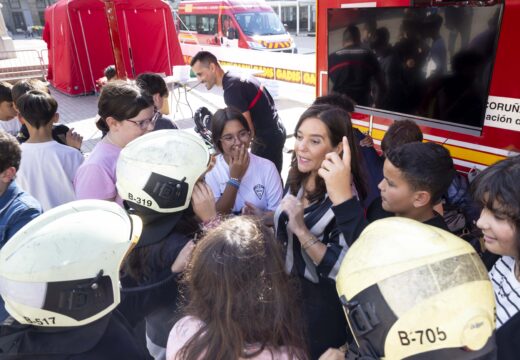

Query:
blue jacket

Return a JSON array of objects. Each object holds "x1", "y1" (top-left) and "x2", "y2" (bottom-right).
[
  {"x1": 0, "y1": 180, "x2": 42, "y2": 321},
  {"x1": 0, "y1": 181, "x2": 42, "y2": 247}
]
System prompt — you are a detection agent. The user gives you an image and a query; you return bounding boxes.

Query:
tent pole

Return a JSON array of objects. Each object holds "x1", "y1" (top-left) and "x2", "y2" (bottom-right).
[
  {"x1": 162, "y1": 9, "x2": 172, "y2": 75},
  {"x1": 103, "y1": 0, "x2": 127, "y2": 79},
  {"x1": 77, "y1": 10, "x2": 96, "y2": 91},
  {"x1": 66, "y1": 0, "x2": 87, "y2": 93},
  {"x1": 122, "y1": 11, "x2": 136, "y2": 78}
]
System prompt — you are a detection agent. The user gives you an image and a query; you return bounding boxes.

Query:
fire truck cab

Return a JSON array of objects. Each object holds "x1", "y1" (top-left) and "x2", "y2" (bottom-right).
[
  {"x1": 317, "y1": 0, "x2": 519, "y2": 172},
  {"x1": 177, "y1": 0, "x2": 297, "y2": 53}
]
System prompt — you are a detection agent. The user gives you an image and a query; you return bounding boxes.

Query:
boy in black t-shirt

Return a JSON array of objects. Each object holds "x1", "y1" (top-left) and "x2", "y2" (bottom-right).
[
  {"x1": 190, "y1": 51, "x2": 285, "y2": 172},
  {"x1": 378, "y1": 142, "x2": 455, "y2": 230}
]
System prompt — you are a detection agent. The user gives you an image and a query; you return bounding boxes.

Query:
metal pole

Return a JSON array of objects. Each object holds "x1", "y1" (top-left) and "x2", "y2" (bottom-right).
[
  {"x1": 296, "y1": 0, "x2": 300, "y2": 35},
  {"x1": 308, "y1": 4, "x2": 311, "y2": 32},
  {"x1": 103, "y1": 0, "x2": 127, "y2": 79}
]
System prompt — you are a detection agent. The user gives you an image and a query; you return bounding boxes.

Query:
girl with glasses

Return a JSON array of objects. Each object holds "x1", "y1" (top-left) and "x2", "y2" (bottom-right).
[
  {"x1": 74, "y1": 81, "x2": 154, "y2": 205},
  {"x1": 205, "y1": 107, "x2": 283, "y2": 223}
]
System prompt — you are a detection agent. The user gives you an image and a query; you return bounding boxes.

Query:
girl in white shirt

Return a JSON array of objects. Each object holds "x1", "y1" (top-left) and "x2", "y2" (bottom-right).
[{"x1": 205, "y1": 108, "x2": 282, "y2": 222}]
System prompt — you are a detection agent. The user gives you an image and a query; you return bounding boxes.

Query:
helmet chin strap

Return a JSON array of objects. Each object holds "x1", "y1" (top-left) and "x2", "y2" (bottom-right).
[{"x1": 340, "y1": 295, "x2": 380, "y2": 360}]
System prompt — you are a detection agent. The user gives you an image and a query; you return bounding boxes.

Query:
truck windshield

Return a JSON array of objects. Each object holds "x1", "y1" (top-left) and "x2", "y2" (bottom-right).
[{"x1": 235, "y1": 12, "x2": 286, "y2": 36}]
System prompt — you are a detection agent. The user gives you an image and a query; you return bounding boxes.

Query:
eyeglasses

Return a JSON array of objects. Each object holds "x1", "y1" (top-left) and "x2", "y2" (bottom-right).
[
  {"x1": 220, "y1": 130, "x2": 250, "y2": 144},
  {"x1": 125, "y1": 111, "x2": 160, "y2": 130}
]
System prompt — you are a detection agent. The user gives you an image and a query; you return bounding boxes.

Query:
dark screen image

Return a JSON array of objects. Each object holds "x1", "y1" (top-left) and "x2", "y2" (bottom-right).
[{"x1": 328, "y1": 5, "x2": 502, "y2": 129}]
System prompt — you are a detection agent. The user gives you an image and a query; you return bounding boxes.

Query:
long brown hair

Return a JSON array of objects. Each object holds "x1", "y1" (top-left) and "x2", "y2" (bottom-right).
[
  {"x1": 178, "y1": 217, "x2": 307, "y2": 360},
  {"x1": 287, "y1": 104, "x2": 367, "y2": 203}
]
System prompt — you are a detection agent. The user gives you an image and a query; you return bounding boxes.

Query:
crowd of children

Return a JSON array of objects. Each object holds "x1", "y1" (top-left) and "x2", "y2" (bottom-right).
[{"x1": 0, "y1": 56, "x2": 519, "y2": 359}]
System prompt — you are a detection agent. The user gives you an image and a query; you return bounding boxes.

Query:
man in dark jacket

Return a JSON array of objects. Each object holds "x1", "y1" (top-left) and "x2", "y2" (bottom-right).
[{"x1": 190, "y1": 51, "x2": 286, "y2": 172}]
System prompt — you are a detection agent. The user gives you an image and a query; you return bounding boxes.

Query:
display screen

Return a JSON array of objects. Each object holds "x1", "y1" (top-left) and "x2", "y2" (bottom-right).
[{"x1": 327, "y1": 5, "x2": 502, "y2": 129}]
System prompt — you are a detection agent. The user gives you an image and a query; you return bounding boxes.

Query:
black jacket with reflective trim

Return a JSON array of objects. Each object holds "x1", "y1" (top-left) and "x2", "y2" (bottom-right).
[{"x1": 0, "y1": 311, "x2": 148, "y2": 359}]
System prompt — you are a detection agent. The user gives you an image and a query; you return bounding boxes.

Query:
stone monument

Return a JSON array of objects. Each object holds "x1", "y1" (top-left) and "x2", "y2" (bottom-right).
[{"x1": 0, "y1": 4, "x2": 15, "y2": 59}]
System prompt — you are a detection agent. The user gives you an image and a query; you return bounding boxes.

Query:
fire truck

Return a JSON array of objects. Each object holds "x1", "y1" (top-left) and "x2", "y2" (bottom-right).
[
  {"x1": 177, "y1": 0, "x2": 296, "y2": 53},
  {"x1": 316, "y1": 0, "x2": 519, "y2": 172}
]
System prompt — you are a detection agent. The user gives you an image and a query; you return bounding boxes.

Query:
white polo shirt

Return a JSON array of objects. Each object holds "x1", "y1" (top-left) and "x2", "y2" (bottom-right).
[{"x1": 205, "y1": 153, "x2": 282, "y2": 213}]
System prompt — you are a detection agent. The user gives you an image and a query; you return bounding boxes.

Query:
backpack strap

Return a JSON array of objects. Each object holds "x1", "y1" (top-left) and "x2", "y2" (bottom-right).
[{"x1": 247, "y1": 85, "x2": 264, "y2": 111}]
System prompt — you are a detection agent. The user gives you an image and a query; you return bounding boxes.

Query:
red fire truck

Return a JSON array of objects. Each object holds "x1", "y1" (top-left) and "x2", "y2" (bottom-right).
[
  {"x1": 316, "y1": 0, "x2": 519, "y2": 172},
  {"x1": 177, "y1": 0, "x2": 296, "y2": 53}
]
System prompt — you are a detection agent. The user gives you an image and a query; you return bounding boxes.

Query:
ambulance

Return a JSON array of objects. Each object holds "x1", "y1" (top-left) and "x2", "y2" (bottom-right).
[
  {"x1": 316, "y1": 0, "x2": 518, "y2": 172},
  {"x1": 177, "y1": 0, "x2": 297, "y2": 53}
]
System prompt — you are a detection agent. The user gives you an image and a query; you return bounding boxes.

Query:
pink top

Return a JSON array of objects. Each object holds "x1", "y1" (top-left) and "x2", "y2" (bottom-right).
[
  {"x1": 73, "y1": 141, "x2": 123, "y2": 206},
  {"x1": 167, "y1": 316, "x2": 299, "y2": 360}
]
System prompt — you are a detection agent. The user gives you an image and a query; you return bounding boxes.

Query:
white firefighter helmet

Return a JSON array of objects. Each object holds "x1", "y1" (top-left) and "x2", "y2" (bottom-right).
[
  {"x1": 0, "y1": 200, "x2": 142, "y2": 327},
  {"x1": 116, "y1": 129, "x2": 211, "y2": 213},
  {"x1": 337, "y1": 217, "x2": 495, "y2": 360}
]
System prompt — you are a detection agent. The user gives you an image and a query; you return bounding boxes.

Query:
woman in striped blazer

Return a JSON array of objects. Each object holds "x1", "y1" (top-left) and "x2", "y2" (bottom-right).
[{"x1": 274, "y1": 104, "x2": 367, "y2": 358}]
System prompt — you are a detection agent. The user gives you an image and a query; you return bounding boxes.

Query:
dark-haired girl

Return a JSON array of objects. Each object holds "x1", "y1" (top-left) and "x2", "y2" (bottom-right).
[
  {"x1": 74, "y1": 81, "x2": 156, "y2": 205},
  {"x1": 472, "y1": 155, "x2": 520, "y2": 360},
  {"x1": 205, "y1": 107, "x2": 282, "y2": 221},
  {"x1": 167, "y1": 216, "x2": 307, "y2": 360},
  {"x1": 274, "y1": 104, "x2": 367, "y2": 358}
]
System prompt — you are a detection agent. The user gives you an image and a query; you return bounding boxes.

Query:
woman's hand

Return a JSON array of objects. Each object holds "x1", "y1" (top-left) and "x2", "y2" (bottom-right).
[
  {"x1": 171, "y1": 240, "x2": 195, "y2": 273},
  {"x1": 192, "y1": 181, "x2": 217, "y2": 222},
  {"x1": 229, "y1": 144, "x2": 249, "y2": 180},
  {"x1": 318, "y1": 136, "x2": 353, "y2": 206},
  {"x1": 242, "y1": 201, "x2": 274, "y2": 226},
  {"x1": 280, "y1": 195, "x2": 308, "y2": 237},
  {"x1": 242, "y1": 201, "x2": 263, "y2": 216}
]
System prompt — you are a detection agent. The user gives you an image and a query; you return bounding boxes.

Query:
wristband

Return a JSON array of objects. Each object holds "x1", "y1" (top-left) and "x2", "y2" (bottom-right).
[{"x1": 227, "y1": 177, "x2": 241, "y2": 189}]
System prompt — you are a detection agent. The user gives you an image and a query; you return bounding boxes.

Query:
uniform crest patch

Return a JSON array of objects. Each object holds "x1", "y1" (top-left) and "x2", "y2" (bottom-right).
[{"x1": 254, "y1": 184, "x2": 265, "y2": 200}]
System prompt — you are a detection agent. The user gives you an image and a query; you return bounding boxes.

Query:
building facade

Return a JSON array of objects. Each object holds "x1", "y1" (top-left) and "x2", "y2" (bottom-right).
[
  {"x1": 1, "y1": 0, "x2": 55, "y2": 33},
  {"x1": 266, "y1": 0, "x2": 315, "y2": 34}
]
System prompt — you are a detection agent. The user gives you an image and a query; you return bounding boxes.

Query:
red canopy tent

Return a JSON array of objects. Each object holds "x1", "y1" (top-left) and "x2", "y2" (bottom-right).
[{"x1": 43, "y1": 0, "x2": 183, "y2": 95}]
